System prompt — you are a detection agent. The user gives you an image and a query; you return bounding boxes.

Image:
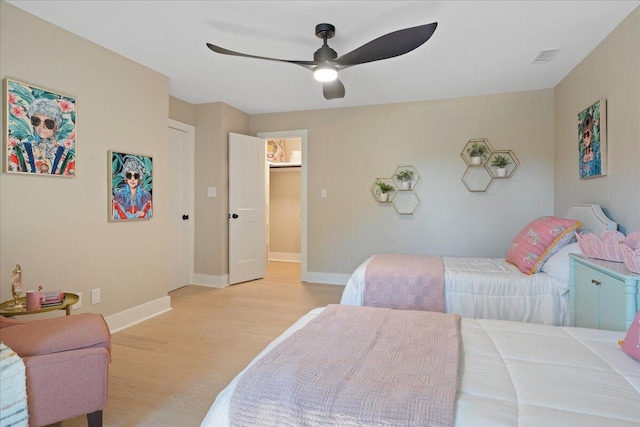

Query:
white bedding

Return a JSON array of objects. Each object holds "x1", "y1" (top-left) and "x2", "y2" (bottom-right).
[
  {"x1": 201, "y1": 307, "x2": 640, "y2": 427},
  {"x1": 340, "y1": 256, "x2": 571, "y2": 326}
]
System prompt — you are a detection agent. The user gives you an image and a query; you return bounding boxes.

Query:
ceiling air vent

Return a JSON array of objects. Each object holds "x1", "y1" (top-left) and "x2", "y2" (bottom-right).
[{"x1": 532, "y1": 48, "x2": 560, "y2": 64}]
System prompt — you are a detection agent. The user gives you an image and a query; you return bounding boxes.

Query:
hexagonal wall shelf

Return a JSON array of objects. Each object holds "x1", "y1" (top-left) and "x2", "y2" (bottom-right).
[
  {"x1": 393, "y1": 191, "x2": 421, "y2": 215},
  {"x1": 461, "y1": 166, "x2": 493, "y2": 192},
  {"x1": 460, "y1": 138, "x2": 518, "y2": 192},
  {"x1": 485, "y1": 150, "x2": 520, "y2": 179},
  {"x1": 392, "y1": 165, "x2": 422, "y2": 191},
  {"x1": 461, "y1": 138, "x2": 494, "y2": 166},
  {"x1": 371, "y1": 165, "x2": 422, "y2": 215},
  {"x1": 370, "y1": 178, "x2": 396, "y2": 203}
]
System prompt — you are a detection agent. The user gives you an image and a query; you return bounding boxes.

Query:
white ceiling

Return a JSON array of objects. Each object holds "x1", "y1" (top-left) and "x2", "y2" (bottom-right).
[{"x1": 7, "y1": 1, "x2": 639, "y2": 115}]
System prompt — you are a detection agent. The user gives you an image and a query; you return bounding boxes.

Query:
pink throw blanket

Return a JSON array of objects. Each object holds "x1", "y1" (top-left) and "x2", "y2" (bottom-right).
[
  {"x1": 364, "y1": 254, "x2": 445, "y2": 312},
  {"x1": 229, "y1": 304, "x2": 461, "y2": 427}
]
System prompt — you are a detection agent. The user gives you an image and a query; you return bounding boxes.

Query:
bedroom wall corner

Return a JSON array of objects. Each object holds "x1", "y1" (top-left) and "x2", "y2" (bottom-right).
[
  {"x1": 554, "y1": 6, "x2": 640, "y2": 233},
  {"x1": 0, "y1": 1, "x2": 170, "y2": 318}
]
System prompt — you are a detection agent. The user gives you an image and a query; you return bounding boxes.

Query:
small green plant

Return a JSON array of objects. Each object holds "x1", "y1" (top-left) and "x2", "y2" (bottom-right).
[
  {"x1": 395, "y1": 170, "x2": 414, "y2": 182},
  {"x1": 491, "y1": 154, "x2": 511, "y2": 168},
  {"x1": 376, "y1": 181, "x2": 395, "y2": 193},
  {"x1": 466, "y1": 143, "x2": 488, "y2": 159}
]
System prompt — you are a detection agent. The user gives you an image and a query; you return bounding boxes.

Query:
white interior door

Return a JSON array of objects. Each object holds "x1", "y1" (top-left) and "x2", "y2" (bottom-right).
[
  {"x1": 168, "y1": 121, "x2": 193, "y2": 291},
  {"x1": 228, "y1": 133, "x2": 266, "y2": 285}
]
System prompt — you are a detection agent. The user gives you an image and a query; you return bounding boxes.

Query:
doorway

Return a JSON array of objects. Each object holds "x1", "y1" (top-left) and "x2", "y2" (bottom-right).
[{"x1": 258, "y1": 130, "x2": 308, "y2": 281}]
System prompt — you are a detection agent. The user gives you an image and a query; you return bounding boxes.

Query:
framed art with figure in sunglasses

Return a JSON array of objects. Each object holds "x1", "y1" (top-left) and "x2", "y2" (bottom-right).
[
  {"x1": 109, "y1": 151, "x2": 153, "y2": 221},
  {"x1": 578, "y1": 99, "x2": 607, "y2": 179},
  {"x1": 4, "y1": 78, "x2": 76, "y2": 176}
]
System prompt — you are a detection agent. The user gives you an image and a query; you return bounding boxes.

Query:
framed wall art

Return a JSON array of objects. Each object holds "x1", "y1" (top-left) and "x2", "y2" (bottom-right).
[
  {"x1": 109, "y1": 151, "x2": 153, "y2": 221},
  {"x1": 266, "y1": 139, "x2": 286, "y2": 163},
  {"x1": 578, "y1": 99, "x2": 607, "y2": 179},
  {"x1": 4, "y1": 78, "x2": 76, "y2": 176}
]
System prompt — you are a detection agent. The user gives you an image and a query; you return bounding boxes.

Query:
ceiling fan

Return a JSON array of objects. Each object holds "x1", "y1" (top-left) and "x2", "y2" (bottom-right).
[{"x1": 206, "y1": 22, "x2": 437, "y2": 100}]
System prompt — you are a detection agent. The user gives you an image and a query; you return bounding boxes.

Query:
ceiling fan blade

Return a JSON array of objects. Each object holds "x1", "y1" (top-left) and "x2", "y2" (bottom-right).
[
  {"x1": 323, "y1": 79, "x2": 345, "y2": 100},
  {"x1": 333, "y1": 23, "x2": 437, "y2": 68},
  {"x1": 206, "y1": 43, "x2": 316, "y2": 70}
]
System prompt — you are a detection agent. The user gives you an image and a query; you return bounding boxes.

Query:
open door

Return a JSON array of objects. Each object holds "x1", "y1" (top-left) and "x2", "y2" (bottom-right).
[{"x1": 228, "y1": 133, "x2": 266, "y2": 285}]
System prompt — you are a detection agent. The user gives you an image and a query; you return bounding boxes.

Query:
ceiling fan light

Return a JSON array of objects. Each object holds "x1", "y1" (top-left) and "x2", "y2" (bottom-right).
[{"x1": 314, "y1": 66, "x2": 338, "y2": 82}]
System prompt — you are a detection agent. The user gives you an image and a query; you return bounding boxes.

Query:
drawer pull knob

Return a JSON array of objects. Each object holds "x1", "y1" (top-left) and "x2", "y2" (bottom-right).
[{"x1": 591, "y1": 279, "x2": 601, "y2": 286}]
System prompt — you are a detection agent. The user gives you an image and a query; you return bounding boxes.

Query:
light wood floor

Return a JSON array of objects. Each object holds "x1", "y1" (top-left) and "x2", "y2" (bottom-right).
[{"x1": 59, "y1": 262, "x2": 344, "y2": 427}]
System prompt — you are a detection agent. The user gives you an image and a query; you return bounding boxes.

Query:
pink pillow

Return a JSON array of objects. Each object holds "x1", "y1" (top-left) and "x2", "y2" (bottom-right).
[
  {"x1": 620, "y1": 311, "x2": 640, "y2": 362},
  {"x1": 506, "y1": 216, "x2": 581, "y2": 275}
]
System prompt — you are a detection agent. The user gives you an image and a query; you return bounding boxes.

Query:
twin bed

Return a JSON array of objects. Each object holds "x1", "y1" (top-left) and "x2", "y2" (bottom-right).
[
  {"x1": 201, "y1": 204, "x2": 640, "y2": 426},
  {"x1": 341, "y1": 204, "x2": 618, "y2": 326},
  {"x1": 202, "y1": 306, "x2": 640, "y2": 426}
]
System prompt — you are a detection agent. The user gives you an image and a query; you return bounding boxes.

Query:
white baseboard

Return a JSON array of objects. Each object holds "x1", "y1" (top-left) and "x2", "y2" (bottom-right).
[
  {"x1": 269, "y1": 252, "x2": 301, "y2": 262},
  {"x1": 105, "y1": 296, "x2": 172, "y2": 334},
  {"x1": 192, "y1": 273, "x2": 228, "y2": 288},
  {"x1": 303, "y1": 271, "x2": 350, "y2": 286}
]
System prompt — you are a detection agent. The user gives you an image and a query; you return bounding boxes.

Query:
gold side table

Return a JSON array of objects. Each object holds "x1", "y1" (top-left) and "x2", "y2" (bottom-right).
[{"x1": 0, "y1": 293, "x2": 79, "y2": 317}]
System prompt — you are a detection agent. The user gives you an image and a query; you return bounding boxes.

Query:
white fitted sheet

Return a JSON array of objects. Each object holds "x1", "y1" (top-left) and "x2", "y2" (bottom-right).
[
  {"x1": 340, "y1": 256, "x2": 570, "y2": 326},
  {"x1": 201, "y1": 307, "x2": 640, "y2": 427}
]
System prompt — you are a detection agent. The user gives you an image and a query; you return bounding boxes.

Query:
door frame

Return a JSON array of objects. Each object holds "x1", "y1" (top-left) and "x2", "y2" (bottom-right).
[
  {"x1": 257, "y1": 129, "x2": 308, "y2": 281},
  {"x1": 168, "y1": 119, "x2": 195, "y2": 287}
]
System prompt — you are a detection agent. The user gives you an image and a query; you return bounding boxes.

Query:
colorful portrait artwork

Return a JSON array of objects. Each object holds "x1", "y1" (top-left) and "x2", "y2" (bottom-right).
[
  {"x1": 578, "y1": 99, "x2": 607, "y2": 179},
  {"x1": 4, "y1": 79, "x2": 76, "y2": 176},
  {"x1": 109, "y1": 151, "x2": 153, "y2": 221}
]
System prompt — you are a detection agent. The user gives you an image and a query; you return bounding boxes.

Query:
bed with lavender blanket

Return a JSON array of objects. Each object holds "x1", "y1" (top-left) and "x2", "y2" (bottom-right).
[
  {"x1": 340, "y1": 204, "x2": 618, "y2": 326},
  {"x1": 201, "y1": 305, "x2": 640, "y2": 427}
]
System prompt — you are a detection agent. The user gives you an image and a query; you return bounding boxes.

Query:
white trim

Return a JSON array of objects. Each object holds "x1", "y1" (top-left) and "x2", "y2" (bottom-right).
[
  {"x1": 304, "y1": 271, "x2": 350, "y2": 286},
  {"x1": 258, "y1": 130, "x2": 308, "y2": 281},
  {"x1": 192, "y1": 273, "x2": 229, "y2": 288},
  {"x1": 168, "y1": 119, "x2": 195, "y2": 288},
  {"x1": 269, "y1": 252, "x2": 301, "y2": 262},
  {"x1": 105, "y1": 296, "x2": 172, "y2": 333}
]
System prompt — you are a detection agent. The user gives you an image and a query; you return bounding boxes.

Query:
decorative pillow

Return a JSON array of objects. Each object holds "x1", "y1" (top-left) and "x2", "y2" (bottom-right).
[
  {"x1": 541, "y1": 242, "x2": 582, "y2": 284},
  {"x1": 506, "y1": 216, "x2": 581, "y2": 275},
  {"x1": 619, "y1": 311, "x2": 640, "y2": 362}
]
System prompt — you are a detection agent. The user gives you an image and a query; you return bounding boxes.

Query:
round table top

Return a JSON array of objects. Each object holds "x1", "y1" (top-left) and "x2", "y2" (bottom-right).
[{"x1": 0, "y1": 293, "x2": 79, "y2": 316}]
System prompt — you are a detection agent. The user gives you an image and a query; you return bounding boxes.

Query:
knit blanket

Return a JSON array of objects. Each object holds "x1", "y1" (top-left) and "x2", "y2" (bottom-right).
[
  {"x1": 229, "y1": 304, "x2": 461, "y2": 427},
  {"x1": 364, "y1": 254, "x2": 445, "y2": 312},
  {"x1": 0, "y1": 343, "x2": 28, "y2": 427}
]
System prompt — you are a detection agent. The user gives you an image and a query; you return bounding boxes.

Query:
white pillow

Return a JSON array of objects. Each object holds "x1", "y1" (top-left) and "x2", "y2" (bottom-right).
[{"x1": 541, "y1": 242, "x2": 582, "y2": 284}]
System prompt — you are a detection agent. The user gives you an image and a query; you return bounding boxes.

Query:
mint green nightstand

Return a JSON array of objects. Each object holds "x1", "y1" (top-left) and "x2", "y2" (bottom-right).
[{"x1": 569, "y1": 254, "x2": 640, "y2": 331}]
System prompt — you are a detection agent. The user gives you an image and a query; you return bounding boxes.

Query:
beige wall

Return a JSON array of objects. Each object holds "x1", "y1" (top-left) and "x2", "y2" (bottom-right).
[
  {"x1": 251, "y1": 90, "x2": 556, "y2": 274},
  {"x1": 169, "y1": 96, "x2": 195, "y2": 126},
  {"x1": 554, "y1": 7, "x2": 640, "y2": 234},
  {"x1": 269, "y1": 168, "x2": 302, "y2": 257},
  {"x1": 0, "y1": 2, "x2": 169, "y2": 313},
  {"x1": 192, "y1": 103, "x2": 248, "y2": 281}
]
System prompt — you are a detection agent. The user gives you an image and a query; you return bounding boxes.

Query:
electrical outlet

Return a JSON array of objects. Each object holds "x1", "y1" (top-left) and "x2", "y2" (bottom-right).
[
  {"x1": 91, "y1": 288, "x2": 101, "y2": 304},
  {"x1": 73, "y1": 292, "x2": 82, "y2": 310}
]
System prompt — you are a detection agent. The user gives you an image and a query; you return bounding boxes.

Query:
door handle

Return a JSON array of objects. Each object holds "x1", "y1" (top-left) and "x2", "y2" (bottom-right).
[
  {"x1": 591, "y1": 279, "x2": 601, "y2": 286},
  {"x1": 182, "y1": 215, "x2": 189, "y2": 220},
  {"x1": 228, "y1": 213, "x2": 239, "y2": 219}
]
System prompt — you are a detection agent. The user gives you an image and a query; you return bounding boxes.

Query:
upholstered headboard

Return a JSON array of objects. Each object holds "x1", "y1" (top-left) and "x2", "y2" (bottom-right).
[{"x1": 563, "y1": 204, "x2": 617, "y2": 235}]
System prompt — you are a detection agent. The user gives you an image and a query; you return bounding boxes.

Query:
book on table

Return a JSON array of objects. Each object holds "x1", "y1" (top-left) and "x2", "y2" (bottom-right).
[{"x1": 40, "y1": 290, "x2": 64, "y2": 306}]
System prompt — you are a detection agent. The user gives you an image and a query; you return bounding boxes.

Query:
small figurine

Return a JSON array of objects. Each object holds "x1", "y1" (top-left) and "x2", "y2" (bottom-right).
[{"x1": 10, "y1": 264, "x2": 24, "y2": 308}]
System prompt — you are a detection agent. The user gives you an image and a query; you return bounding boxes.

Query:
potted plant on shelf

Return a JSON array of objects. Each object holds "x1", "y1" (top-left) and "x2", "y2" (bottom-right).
[
  {"x1": 467, "y1": 143, "x2": 488, "y2": 165},
  {"x1": 395, "y1": 170, "x2": 414, "y2": 190},
  {"x1": 375, "y1": 181, "x2": 395, "y2": 201},
  {"x1": 490, "y1": 154, "x2": 511, "y2": 177}
]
